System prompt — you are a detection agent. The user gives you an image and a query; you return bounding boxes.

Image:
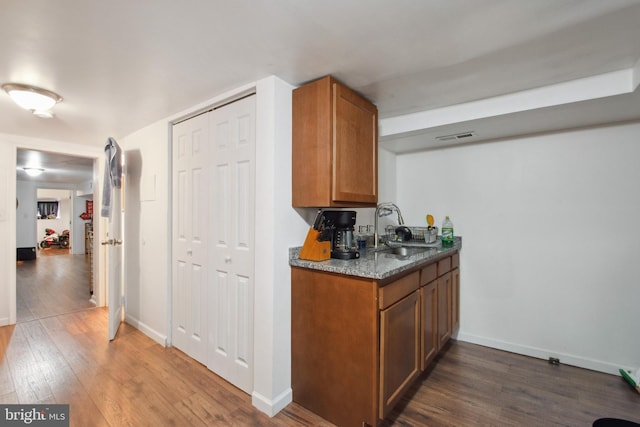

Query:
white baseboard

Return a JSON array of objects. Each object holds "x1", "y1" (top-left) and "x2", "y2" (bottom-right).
[
  {"x1": 252, "y1": 388, "x2": 292, "y2": 417},
  {"x1": 124, "y1": 314, "x2": 167, "y2": 347},
  {"x1": 0, "y1": 317, "x2": 9, "y2": 327},
  {"x1": 456, "y1": 332, "x2": 627, "y2": 376}
]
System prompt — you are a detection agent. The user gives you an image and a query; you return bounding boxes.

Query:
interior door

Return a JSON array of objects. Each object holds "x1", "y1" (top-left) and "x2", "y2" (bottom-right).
[
  {"x1": 172, "y1": 113, "x2": 209, "y2": 364},
  {"x1": 207, "y1": 95, "x2": 256, "y2": 393},
  {"x1": 103, "y1": 140, "x2": 124, "y2": 341},
  {"x1": 107, "y1": 184, "x2": 123, "y2": 340}
]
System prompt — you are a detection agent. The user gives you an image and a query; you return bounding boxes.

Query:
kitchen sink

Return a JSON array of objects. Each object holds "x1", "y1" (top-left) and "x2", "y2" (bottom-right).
[{"x1": 380, "y1": 246, "x2": 426, "y2": 257}]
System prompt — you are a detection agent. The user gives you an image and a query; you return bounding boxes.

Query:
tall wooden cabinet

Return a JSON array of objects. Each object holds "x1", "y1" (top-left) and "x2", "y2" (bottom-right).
[{"x1": 292, "y1": 75, "x2": 378, "y2": 207}]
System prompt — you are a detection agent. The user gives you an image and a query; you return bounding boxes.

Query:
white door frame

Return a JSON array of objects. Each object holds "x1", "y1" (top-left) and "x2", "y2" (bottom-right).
[{"x1": 9, "y1": 140, "x2": 106, "y2": 325}]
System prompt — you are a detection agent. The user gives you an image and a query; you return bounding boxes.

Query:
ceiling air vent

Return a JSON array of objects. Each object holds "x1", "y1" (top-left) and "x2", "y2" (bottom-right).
[{"x1": 435, "y1": 131, "x2": 475, "y2": 142}]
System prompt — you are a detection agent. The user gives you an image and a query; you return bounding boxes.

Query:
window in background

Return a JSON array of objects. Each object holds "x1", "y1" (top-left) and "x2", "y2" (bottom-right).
[{"x1": 38, "y1": 201, "x2": 59, "y2": 219}]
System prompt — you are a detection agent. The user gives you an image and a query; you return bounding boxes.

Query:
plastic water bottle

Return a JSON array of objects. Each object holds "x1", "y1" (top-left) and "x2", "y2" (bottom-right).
[{"x1": 441, "y1": 216, "x2": 454, "y2": 247}]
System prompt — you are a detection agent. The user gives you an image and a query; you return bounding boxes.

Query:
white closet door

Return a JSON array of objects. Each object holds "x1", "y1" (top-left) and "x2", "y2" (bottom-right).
[
  {"x1": 172, "y1": 113, "x2": 209, "y2": 364},
  {"x1": 208, "y1": 95, "x2": 256, "y2": 394}
]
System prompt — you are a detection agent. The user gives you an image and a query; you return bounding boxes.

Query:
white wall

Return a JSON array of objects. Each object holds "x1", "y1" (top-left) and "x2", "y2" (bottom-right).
[
  {"x1": 253, "y1": 76, "x2": 309, "y2": 415},
  {"x1": 121, "y1": 118, "x2": 170, "y2": 346},
  {"x1": 353, "y1": 147, "x2": 398, "y2": 239},
  {"x1": 119, "y1": 76, "x2": 308, "y2": 416},
  {"x1": 396, "y1": 121, "x2": 640, "y2": 374},
  {"x1": 16, "y1": 180, "x2": 37, "y2": 248},
  {"x1": 0, "y1": 142, "x2": 16, "y2": 325}
]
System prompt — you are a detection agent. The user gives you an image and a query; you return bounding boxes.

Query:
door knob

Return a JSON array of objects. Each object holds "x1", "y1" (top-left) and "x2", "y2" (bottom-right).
[
  {"x1": 225, "y1": 256, "x2": 232, "y2": 263},
  {"x1": 101, "y1": 239, "x2": 123, "y2": 246}
]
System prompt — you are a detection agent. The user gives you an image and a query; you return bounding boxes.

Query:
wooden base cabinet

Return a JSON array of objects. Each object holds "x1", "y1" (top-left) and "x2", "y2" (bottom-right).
[
  {"x1": 292, "y1": 268, "x2": 379, "y2": 427},
  {"x1": 379, "y1": 289, "x2": 420, "y2": 419},
  {"x1": 420, "y1": 282, "x2": 438, "y2": 370},
  {"x1": 291, "y1": 250, "x2": 460, "y2": 427},
  {"x1": 451, "y1": 252, "x2": 460, "y2": 334},
  {"x1": 437, "y1": 271, "x2": 452, "y2": 348}
]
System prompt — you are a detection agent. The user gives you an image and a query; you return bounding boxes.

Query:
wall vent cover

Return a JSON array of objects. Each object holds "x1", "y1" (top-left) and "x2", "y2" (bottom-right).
[{"x1": 436, "y1": 131, "x2": 475, "y2": 142}]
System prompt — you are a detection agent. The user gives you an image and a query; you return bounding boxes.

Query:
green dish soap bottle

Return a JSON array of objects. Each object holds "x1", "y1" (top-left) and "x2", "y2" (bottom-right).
[{"x1": 442, "y1": 216, "x2": 454, "y2": 247}]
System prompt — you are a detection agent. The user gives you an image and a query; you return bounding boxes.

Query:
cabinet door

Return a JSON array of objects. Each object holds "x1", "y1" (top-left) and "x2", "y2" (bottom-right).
[
  {"x1": 420, "y1": 281, "x2": 438, "y2": 370},
  {"x1": 332, "y1": 82, "x2": 378, "y2": 204},
  {"x1": 437, "y1": 272, "x2": 452, "y2": 348},
  {"x1": 451, "y1": 267, "x2": 460, "y2": 333},
  {"x1": 292, "y1": 77, "x2": 332, "y2": 207},
  {"x1": 379, "y1": 290, "x2": 420, "y2": 419}
]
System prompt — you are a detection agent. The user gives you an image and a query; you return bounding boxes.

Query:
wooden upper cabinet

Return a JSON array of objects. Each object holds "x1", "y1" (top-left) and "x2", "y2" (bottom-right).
[{"x1": 292, "y1": 76, "x2": 378, "y2": 207}]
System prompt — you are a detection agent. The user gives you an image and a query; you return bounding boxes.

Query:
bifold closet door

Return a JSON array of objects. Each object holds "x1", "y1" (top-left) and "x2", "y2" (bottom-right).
[
  {"x1": 172, "y1": 113, "x2": 209, "y2": 364},
  {"x1": 207, "y1": 95, "x2": 256, "y2": 394},
  {"x1": 172, "y1": 95, "x2": 256, "y2": 393}
]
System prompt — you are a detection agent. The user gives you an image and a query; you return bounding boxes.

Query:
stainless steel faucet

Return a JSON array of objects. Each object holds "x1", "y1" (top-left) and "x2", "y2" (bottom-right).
[{"x1": 374, "y1": 202, "x2": 405, "y2": 248}]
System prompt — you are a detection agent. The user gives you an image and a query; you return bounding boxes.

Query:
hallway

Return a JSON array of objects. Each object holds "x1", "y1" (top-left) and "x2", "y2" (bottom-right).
[{"x1": 16, "y1": 250, "x2": 95, "y2": 323}]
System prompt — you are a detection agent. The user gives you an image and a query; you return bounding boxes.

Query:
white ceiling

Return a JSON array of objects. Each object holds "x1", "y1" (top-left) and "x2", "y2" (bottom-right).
[
  {"x1": 2, "y1": 0, "x2": 640, "y2": 156},
  {"x1": 16, "y1": 149, "x2": 93, "y2": 185}
]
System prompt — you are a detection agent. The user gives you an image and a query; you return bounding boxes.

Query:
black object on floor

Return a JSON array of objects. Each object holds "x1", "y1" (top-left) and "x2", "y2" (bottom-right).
[
  {"x1": 17, "y1": 247, "x2": 36, "y2": 260},
  {"x1": 593, "y1": 418, "x2": 640, "y2": 427}
]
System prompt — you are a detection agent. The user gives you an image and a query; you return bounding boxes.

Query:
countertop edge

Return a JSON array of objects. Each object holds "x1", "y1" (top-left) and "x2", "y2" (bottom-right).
[{"x1": 289, "y1": 237, "x2": 462, "y2": 280}]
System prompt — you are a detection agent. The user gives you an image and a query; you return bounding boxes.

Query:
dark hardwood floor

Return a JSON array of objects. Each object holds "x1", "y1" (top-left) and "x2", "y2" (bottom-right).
[
  {"x1": 4, "y1": 254, "x2": 639, "y2": 425},
  {"x1": 383, "y1": 342, "x2": 639, "y2": 426}
]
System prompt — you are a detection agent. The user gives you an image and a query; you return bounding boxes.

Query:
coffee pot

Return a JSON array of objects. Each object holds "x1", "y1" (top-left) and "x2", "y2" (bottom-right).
[{"x1": 321, "y1": 210, "x2": 359, "y2": 259}]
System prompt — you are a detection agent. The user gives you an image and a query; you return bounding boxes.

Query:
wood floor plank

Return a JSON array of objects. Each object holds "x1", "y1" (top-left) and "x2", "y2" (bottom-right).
[
  {"x1": 0, "y1": 325, "x2": 15, "y2": 397},
  {"x1": 173, "y1": 392, "x2": 231, "y2": 426},
  {"x1": 4, "y1": 322, "x2": 55, "y2": 403},
  {"x1": 17, "y1": 320, "x2": 79, "y2": 399},
  {"x1": 16, "y1": 252, "x2": 94, "y2": 323}
]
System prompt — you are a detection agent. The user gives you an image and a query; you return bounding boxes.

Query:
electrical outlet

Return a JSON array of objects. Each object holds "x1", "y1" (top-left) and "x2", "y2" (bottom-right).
[{"x1": 548, "y1": 357, "x2": 560, "y2": 366}]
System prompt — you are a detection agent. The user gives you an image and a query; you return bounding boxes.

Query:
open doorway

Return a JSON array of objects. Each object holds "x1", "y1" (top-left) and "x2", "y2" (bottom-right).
[{"x1": 16, "y1": 149, "x2": 97, "y2": 323}]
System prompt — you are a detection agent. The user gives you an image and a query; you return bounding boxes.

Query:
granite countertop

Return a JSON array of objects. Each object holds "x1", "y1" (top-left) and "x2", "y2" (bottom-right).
[{"x1": 289, "y1": 237, "x2": 461, "y2": 280}]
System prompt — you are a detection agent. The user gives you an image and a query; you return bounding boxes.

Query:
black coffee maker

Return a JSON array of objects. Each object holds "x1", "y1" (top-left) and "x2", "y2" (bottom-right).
[{"x1": 322, "y1": 210, "x2": 359, "y2": 260}]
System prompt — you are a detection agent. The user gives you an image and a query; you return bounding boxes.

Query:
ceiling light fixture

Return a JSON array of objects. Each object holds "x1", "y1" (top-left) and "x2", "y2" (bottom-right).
[
  {"x1": 24, "y1": 167, "x2": 45, "y2": 177},
  {"x1": 2, "y1": 83, "x2": 62, "y2": 118}
]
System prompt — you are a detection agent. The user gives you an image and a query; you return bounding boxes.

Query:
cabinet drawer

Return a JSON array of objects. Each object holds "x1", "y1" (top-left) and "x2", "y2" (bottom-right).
[
  {"x1": 437, "y1": 257, "x2": 451, "y2": 276},
  {"x1": 379, "y1": 271, "x2": 419, "y2": 310},
  {"x1": 452, "y1": 252, "x2": 459, "y2": 269},
  {"x1": 420, "y1": 263, "x2": 437, "y2": 285}
]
